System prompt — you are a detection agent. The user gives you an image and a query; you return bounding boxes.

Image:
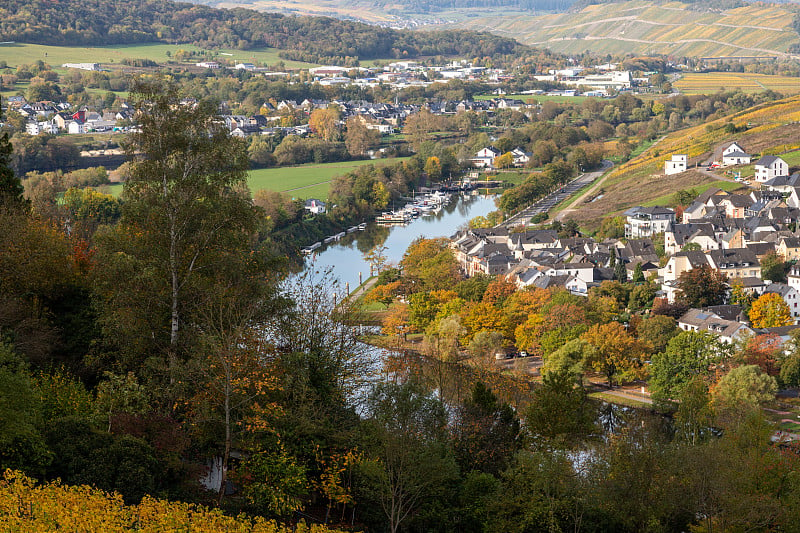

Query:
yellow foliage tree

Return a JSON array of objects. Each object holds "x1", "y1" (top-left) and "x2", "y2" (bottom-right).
[
  {"x1": 749, "y1": 293, "x2": 793, "y2": 328},
  {"x1": 0, "y1": 470, "x2": 345, "y2": 533}
]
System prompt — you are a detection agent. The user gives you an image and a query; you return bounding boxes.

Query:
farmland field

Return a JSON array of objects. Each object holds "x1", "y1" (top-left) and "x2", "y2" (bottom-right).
[
  {"x1": 675, "y1": 72, "x2": 800, "y2": 96},
  {"x1": 107, "y1": 157, "x2": 410, "y2": 199},
  {"x1": 0, "y1": 42, "x2": 317, "y2": 69}
]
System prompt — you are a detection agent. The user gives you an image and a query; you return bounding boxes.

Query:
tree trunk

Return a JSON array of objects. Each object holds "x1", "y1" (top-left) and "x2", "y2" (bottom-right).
[{"x1": 219, "y1": 377, "x2": 231, "y2": 505}]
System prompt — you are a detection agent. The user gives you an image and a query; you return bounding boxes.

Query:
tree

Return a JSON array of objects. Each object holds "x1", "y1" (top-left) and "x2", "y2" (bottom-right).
[
  {"x1": 749, "y1": 293, "x2": 792, "y2": 328},
  {"x1": 358, "y1": 381, "x2": 458, "y2": 533},
  {"x1": 713, "y1": 365, "x2": 777, "y2": 413},
  {"x1": 308, "y1": 107, "x2": 341, "y2": 142},
  {"x1": 760, "y1": 252, "x2": 787, "y2": 283},
  {"x1": 597, "y1": 216, "x2": 625, "y2": 239},
  {"x1": 451, "y1": 382, "x2": 521, "y2": 476},
  {"x1": 677, "y1": 265, "x2": 728, "y2": 308},
  {"x1": 635, "y1": 315, "x2": 678, "y2": 354},
  {"x1": 493, "y1": 152, "x2": 513, "y2": 169},
  {"x1": 0, "y1": 99, "x2": 24, "y2": 207},
  {"x1": 344, "y1": 117, "x2": 379, "y2": 157},
  {"x1": 94, "y1": 76, "x2": 261, "y2": 378},
  {"x1": 424, "y1": 156, "x2": 442, "y2": 181},
  {"x1": 525, "y1": 370, "x2": 597, "y2": 448},
  {"x1": 581, "y1": 322, "x2": 649, "y2": 388},
  {"x1": 648, "y1": 331, "x2": 725, "y2": 407},
  {"x1": 542, "y1": 338, "x2": 593, "y2": 385}
]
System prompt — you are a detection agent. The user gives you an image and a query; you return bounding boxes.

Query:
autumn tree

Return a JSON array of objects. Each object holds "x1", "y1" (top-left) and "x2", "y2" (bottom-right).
[
  {"x1": 424, "y1": 156, "x2": 442, "y2": 181},
  {"x1": 493, "y1": 152, "x2": 514, "y2": 169},
  {"x1": 581, "y1": 322, "x2": 650, "y2": 388},
  {"x1": 749, "y1": 293, "x2": 792, "y2": 328},
  {"x1": 344, "y1": 117, "x2": 379, "y2": 158},
  {"x1": 677, "y1": 265, "x2": 728, "y2": 308},
  {"x1": 400, "y1": 237, "x2": 461, "y2": 292},
  {"x1": 309, "y1": 107, "x2": 341, "y2": 142}
]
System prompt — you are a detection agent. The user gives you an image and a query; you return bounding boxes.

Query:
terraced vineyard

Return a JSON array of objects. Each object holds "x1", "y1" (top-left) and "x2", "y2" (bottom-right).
[
  {"x1": 675, "y1": 72, "x2": 800, "y2": 95},
  {"x1": 553, "y1": 94, "x2": 800, "y2": 230},
  {"x1": 451, "y1": 0, "x2": 800, "y2": 57}
]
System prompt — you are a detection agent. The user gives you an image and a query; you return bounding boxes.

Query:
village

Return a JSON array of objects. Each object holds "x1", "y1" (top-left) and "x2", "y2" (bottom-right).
[
  {"x1": 450, "y1": 141, "x2": 800, "y2": 353},
  {"x1": 5, "y1": 58, "x2": 654, "y2": 139}
]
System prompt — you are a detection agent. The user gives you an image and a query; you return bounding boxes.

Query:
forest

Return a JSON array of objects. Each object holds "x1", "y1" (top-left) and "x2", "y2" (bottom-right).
[{"x1": 0, "y1": 0, "x2": 522, "y2": 64}]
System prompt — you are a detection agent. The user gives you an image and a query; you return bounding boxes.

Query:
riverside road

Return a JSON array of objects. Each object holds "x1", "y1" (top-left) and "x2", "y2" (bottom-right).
[{"x1": 497, "y1": 160, "x2": 613, "y2": 229}]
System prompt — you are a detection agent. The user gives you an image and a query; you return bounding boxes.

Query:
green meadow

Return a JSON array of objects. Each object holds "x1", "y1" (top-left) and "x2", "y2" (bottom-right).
[
  {"x1": 0, "y1": 42, "x2": 317, "y2": 69},
  {"x1": 107, "y1": 157, "x2": 410, "y2": 200}
]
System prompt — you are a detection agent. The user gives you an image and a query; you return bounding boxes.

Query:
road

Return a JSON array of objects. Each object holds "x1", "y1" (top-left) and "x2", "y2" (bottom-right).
[{"x1": 497, "y1": 160, "x2": 613, "y2": 229}]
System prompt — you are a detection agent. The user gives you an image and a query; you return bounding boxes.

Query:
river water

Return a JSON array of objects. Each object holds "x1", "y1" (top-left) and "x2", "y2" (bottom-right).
[{"x1": 303, "y1": 193, "x2": 497, "y2": 294}]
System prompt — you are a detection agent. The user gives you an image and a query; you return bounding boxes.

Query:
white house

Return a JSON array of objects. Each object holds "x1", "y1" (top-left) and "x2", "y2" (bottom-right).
[
  {"x1": 665, "y1": 154, "x2": 688, "y2": 175},
  {"x1": 510, "y1": 147, "x2": 531, "y2": 167},
  {"x1": 754, "y1": 155, "x2": 789, "y2": 182},
  {"x1": 721, "y1": 142, "x2": 751, "y2": 166},
  {"x1": 471, "y1": 147, "x2": 501, "y2": 169},
  {"x1": 196, "y1": 61, "x2": 220, "y2": 69},
  {"x1": 624, "y1": 206, "x2": 675, "y2": 238},
  {"x1": 304, "y1": 198, "x2": 326, "y2": 214}
]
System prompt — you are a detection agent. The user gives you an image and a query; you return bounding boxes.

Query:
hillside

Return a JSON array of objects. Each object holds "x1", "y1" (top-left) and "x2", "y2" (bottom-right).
[
  {"x1": 556, "y1": 94, "x2": 800, "y2": 230},
  {"x1": 0, "y1": 0, "x2": 522, "y2": 64},
  {"x1": 450, "y1": 0, "x2": 800, "y2": 57}
]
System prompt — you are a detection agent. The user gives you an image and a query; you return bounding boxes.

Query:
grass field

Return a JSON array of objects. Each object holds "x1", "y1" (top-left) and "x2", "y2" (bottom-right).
[
  {"x1": 675, "y1": 72, "x2": 800, "y2": 96},
  {"x1": 107, "y1": 157, "x2": 409, "y2": 199},
  {"x1": 0, "y1": 42, "x2": 317, "y2": 70}
]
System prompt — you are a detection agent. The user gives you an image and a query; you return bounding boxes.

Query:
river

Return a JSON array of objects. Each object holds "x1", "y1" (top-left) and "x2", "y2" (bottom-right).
[{"x1": 303, "y1": 193, "x2": 497, "y2": 294}]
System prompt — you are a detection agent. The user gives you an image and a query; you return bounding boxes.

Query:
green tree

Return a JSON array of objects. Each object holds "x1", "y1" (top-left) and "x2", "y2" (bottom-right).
[
  {"x1": 94, "y1": 76, "x2": 260, "y2": 377},
  {"x1": 451, "y1": 382, "x2": 521, "y2": 476},
  {"x1": 0, "y1": 99, "x2": 25, "y2": 207},
  {"x1": 760, "y1": 252, "x2": 786, "y2": 283},
  {"x1": 713, "y1": 365, "x2": 777, "y2": 413},
  {"x1": 635, "y1": 315, "x2": 678, "y2": 354},
  {"x1": 649, "y1": 331, "x2": 725, "y2": 407},
  {"x1": 525, "y1": 370, "x2": 597, "y2": 448},
  {"x1": 358, "y1": 381, "x2": 458, "y2": 533}
]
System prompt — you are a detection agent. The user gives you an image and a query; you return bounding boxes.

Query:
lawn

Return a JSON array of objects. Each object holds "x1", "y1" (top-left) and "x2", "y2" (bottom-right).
[
  {"x1": 107, "y1": 157, "x2": 410, "y2": 199},
  {"x1": 249, "y1": 157, "x2": 409, "y2": 200},
  {"x1": 0, "y1": 42, "x2": 317, "y2": 70},
  {"x1": 675, "y1": 72, "x2": 800, "y2": 96}
]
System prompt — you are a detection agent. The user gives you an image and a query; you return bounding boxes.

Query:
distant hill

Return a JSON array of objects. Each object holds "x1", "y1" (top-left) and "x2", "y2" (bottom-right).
[
  {"x1": 450, "y1": 0, "x2": 800, "y2": 57},
  {"x1": 0, "y1": 0, "x2": 523, "y2": 64}
]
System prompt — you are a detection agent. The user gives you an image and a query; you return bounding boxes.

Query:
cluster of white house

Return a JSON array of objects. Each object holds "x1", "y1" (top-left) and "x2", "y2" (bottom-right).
[
  {"x1": 450, "y1": 178, "x2": 800, "y2": 345},
  {"x1": 665, "y1": 141, "x2": 789, "y2": 181},
  {"x1": 5, "y1": 96, "x2": 134, "y2": 135}
]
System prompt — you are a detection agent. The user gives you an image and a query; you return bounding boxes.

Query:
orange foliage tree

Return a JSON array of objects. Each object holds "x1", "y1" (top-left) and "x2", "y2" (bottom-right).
[
  {"x1": 749, "y1": 293, "x2": 792, "y2": 328},
  {"x1": 581, "y1": 322, "x2": 651, "y2": 388}
]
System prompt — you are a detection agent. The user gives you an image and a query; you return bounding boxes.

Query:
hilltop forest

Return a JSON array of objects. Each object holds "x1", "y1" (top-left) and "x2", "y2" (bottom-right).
[{"x1": 0, "y1": 0, "x2": 521, "y2": 64}]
